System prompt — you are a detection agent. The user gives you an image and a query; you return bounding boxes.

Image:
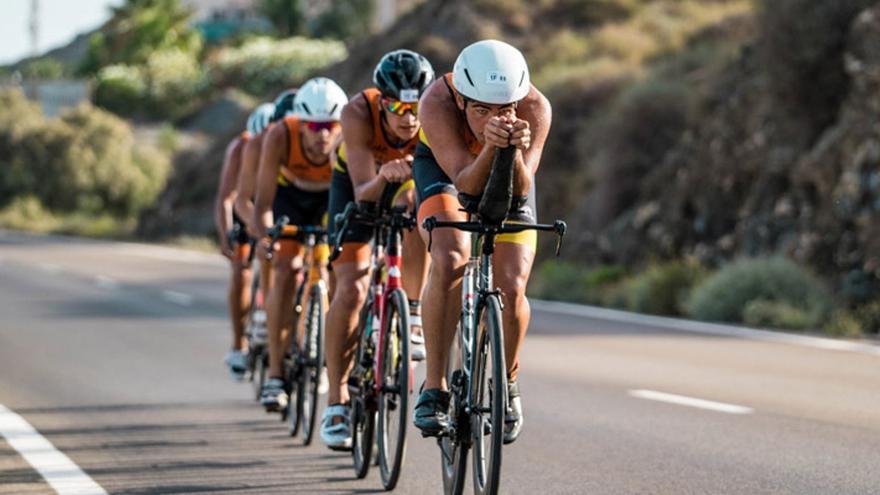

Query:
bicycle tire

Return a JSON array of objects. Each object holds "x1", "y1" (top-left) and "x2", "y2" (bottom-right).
[
  {"x1": 254, "y1": 349, "x2": 267, "y2": 402},
  {"x1": 301, "y1": 283, "x2": 325, "y2": 445},
  {"x1": 377, "y1": 289, "x2": 410, "y2": 490},
  {"x1": 471, "y1": 294, "x2": 506, "y2": 495},
  {"x1": 440, "y1": 328, "x2": 469, "y2": 495},
  {"x1": 352, "y1": 393, "x2": 376, "y2": 479},
  {"x1": 351, "y1": 297, "x2": 376, "y2": 478}
]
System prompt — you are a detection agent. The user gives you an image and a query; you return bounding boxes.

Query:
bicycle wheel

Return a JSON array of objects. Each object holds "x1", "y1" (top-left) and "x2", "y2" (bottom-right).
[
  {"x1": 253, "y1": 348, "x2": 267, "y2": 402},
  {"x1": 471, "y1": 295, "x2": 506, "y2": 495},
  {"x1": 351, "y1": 300, "x2": 376, "y2": 479},
  {"x1": 287, "y1": 355, "x2": 301, "y2": 436},
  {"x1": 377, "y1": 289, "x2": 410, "y2": 490},
  {"x1": 352, "y1": 393, "x2": 376, "y2": 479},
  {"x1": 299, "y1": 284, "x2": 325, "y2": 445},
  {"x1": 440, "y1": 322, "x2": 469, "y2": 495}
]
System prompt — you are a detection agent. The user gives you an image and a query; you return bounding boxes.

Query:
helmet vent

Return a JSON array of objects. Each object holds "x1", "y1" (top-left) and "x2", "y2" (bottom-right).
[{"x1": 463, "y1": 68, "x2": 475, "y2": 87}]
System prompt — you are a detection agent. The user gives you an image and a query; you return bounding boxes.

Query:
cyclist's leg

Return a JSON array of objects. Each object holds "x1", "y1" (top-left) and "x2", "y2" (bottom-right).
[
  {"x1": 267, "y1": 242, "x2": 303, "y2": 379},
  {"x1": 492, "y1": 242, "x2": 534, "y2": 381},
  {"x1": 324, "y1": 169, "x2": 372, "y2": 407},
  {"x1": 229, "y1": 241, "x2": 253, "y2": 352},
  {"x1": 392, "y1": 180, "x2": 429, "y2": 359},
  {"x1": 393, "y1": 181, "x2": 428, "y2": 301},
  {"x1": 325, "y1": 257, "x2": 370, "y2": 405},
  {"x1": 491, "y1": 191, "x2": 538, "y2": 443},
  {"x1": 492, "y1": 191, "x2": 538, "y2": 381},
  {"x1": 413, "y1": 144, "x2": 469, "y2": 393}
]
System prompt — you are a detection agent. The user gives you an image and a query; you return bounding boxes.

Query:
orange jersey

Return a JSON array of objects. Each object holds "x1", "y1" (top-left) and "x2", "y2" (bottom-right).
[
  {"x1": 335, "y1": 88, "x2": 420, "y2": 173},
  {"x1": 281, "y1": 116, "x2": 332, "y2": 184}
]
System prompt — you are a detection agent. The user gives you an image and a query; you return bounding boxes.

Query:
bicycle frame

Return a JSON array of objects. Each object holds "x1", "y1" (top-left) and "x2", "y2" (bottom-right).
[
  {"x1": 458, "y1": 226, "x2": 498, "y2": 420},
  {"x1": 368, "y1": 211, "x2": 407, "y2": 395}
]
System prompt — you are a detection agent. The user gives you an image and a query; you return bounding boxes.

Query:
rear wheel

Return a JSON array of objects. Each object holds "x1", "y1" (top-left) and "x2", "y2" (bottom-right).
[
  {"x1": 299, "y1": 283, "x2": 325, "y2": 445},
  {"x1": 471, "y1": 295, "x2": 506, "y2": 495},
  {"x1": 377, "y1": 289, "x2": 411, "y2": 490},
  {"x1": 351, "y1": 299, "x2": 376, "y2": 479},
  {"x1": 253, "y1": 349, "x2": 267, "y2": 402}
]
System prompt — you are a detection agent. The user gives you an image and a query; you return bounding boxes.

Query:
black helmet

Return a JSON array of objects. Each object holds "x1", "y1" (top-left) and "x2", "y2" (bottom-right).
[
  {"x1": 272, "y1": 89, "x2": 297, "y2": 122},
  {"x1": 373, "y1": 49, "x2": 435, "y2": 102}
]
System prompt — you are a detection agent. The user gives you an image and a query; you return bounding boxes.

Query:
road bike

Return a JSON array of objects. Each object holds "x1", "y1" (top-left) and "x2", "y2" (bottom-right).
[
  {"x1": 332, "y1": 201, "x2": 415, "y2": 491},
  {"x1": 422, "y1": 213, "x2": 565, "y2": 495},
  {"x1": 266, "y1": 217, "x2": 329, "y2": 445}
]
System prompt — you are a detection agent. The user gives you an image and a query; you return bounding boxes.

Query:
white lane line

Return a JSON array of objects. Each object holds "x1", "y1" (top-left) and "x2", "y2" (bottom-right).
[
  {"x1": 0, "y1": 404, "x2": 107, "y2": 495},
  {"x1": 93, "y1": 276, "x2": 119, "y2": 290},
  {"x1": 162, "y1": 290, "x2": 194, "y2": 306},
  {"x1": 39, "y1": 263, "x2": 62, "y2": 274},
  {"x1": 629, "y1": 389, "x2": 754, "y2": 415},
  {"x1": 116, "y1": 243, "x2": 224, "y2": 267},
  {"x1": 532, "y1": 299, "x2": 880, "y2": 357}
]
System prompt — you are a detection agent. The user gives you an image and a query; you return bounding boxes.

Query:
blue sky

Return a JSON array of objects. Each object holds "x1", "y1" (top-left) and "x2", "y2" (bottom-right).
[{"x1": 0, "y1": 0, "x2": 123, "y2": 65}]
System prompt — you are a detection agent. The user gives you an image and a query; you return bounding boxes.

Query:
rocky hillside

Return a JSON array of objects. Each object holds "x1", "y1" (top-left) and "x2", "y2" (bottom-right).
[
  {"x1": 142, "y1": 0, "x2": 880, "y2": 304},
  {"x1": 598, "y1": 1, "x2": 880, "y2": 302}
]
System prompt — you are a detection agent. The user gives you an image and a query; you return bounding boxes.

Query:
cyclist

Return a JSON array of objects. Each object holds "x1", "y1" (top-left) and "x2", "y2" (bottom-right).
[
  {"x1": 412, "y1": 40, "x2": 552, "y2": 444},
  {"x1": 235, "y1": 90, "x2": 297, "y2": 339},
  {"x1": 253, "y1": 77, "x2": 348, "y2": 412},
  {"x1": 320, "y1": 49, "x2": 435, "y2": 450},
  {"x1": 215, "y1": 103, "x2": 274, "y2": 379}
]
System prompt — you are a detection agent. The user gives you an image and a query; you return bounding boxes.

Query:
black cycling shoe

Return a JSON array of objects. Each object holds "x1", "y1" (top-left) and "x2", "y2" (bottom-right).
[
  {"x1": 413, "y1": 388, "x2": 450, "y2": 437},
  {"x1": 503, "y1": 380, "x2": 523, "y2": 444}
]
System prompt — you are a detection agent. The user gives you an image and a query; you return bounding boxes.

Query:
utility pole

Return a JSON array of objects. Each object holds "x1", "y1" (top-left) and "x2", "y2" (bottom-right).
[{"x1": 29, "y1": 0, "x2": 40, "y2": 57}]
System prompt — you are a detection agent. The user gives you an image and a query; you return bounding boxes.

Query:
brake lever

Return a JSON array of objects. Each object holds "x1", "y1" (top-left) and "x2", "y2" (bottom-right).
[
  {"x1": 554, "y1": 220, "x2": 567, "y2": 257},
  {"x1": 423, "y1": 217, "x2": 436, "y2": 252}
]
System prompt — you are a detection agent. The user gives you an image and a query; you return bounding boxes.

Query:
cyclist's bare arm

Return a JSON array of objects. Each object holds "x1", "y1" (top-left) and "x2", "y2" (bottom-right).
[
  {"x1": 214, "y1": 137, "x2": 244, "y2": 255},
  {"x1": 254, "y1": 124, "x2": 286, "y2": 239},
  {"x1": 234, "y1": 134, "x2": 263, "y2": 237},
  {"x1": 420, "y1": 81, "x2": 495, "y2": 197},
  {"x1": 512, "y1": 86, "x2": 552, "y2": 192},
  {"x1": 342, "y1": 97, "x2": 388, "y2": 202}
]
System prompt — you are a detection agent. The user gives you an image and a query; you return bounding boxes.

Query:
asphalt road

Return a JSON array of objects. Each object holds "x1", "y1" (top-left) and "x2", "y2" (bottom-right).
[{"x1": 1, "y1": 229, "x2": 879, "y2": 494}]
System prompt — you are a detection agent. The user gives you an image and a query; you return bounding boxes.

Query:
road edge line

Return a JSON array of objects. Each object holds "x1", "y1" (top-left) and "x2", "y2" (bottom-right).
[{"x1": 531, "y1": 299, "x2": 880, "y2": 356}]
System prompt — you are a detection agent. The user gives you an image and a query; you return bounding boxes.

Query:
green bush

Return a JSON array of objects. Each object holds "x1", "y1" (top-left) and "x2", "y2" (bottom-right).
[
  {"x1": 80, "y1": 0, "x2": 202, "y2": 74},
  {"x1": 21, "y1": 58, "x2": 66, "y2": 80},
  {"x1": 0, "y1": 90, "x2": 170, "y2": 227},
  {"x1": 824, "y1": 310, "x2": 864, "y2": 338},
  {"x1": 207, "y1": 36, "x2": 347, "y2": 95},
  {"x1": 621, "y1": 260, "x2": 706, "y2": 316},
  {"x1": 742, "y1": 300, "x2": 815, "y2": 330},
  {"x1": 686, "y1": 257, "x2": 833, "y2": 326},
  {"x1": 144, "y1": 48, "x2": 206, "y2": 118},
  {"x1": 94, "y1": 64, "x2": 148, "y2": 116},
  {"x1": 529, "y1": 261, "x2": 626, "y2": 304}
]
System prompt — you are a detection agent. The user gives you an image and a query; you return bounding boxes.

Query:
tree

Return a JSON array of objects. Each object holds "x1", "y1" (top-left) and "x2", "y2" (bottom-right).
[
  {"x1": 79, "y1": 0, "x2": 202, "y2": 74},
  {"x1": 258, "y1": 0, "x2": 306, "y2": 37}
]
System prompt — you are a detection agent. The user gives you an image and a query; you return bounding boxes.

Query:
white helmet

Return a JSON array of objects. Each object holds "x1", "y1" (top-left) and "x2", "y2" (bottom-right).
[
  {"x1": 246, "y1": 103, "x2": 275, "y2": 135},
  {"x1": 452, "y1": 40, "x2": 530, "y2": 105},
  {"x1": 292, "y1": 77, "x2": 348, "y2": 122}
]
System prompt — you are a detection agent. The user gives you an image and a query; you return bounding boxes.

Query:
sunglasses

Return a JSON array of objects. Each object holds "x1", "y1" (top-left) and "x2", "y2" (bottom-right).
[
  {"x1": 382, "y1": 97, "x2": 418, "y2": 117},
  {"x1": 305, "y1": 121, "x2": 340, "y2": 132}
]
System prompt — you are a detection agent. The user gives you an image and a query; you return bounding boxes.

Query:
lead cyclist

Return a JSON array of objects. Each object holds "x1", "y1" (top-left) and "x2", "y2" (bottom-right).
[{"x1": 412, "y1": 40, "x2": 552, "y2": 444}]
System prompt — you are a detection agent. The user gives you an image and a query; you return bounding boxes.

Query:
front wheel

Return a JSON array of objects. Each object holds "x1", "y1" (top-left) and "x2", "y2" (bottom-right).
[
  {"x1": 471, "y1": 295, "x2": 506, "y2": 495},
  {"x1": 377, "y1": 289, "x2": 410, "y2": 490}
]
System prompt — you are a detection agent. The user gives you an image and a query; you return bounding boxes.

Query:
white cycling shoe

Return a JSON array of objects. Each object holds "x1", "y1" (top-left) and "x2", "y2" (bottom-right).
[
  {"x1": 320, "y1": 404, "x2": 352, "y2": 451},
  {"x1": 410, "y1": 314, "x2": 426, "y2": 362},
  {"x1": 260, "y1": 378, "x2": 288, "y2": 412},
  {"x1": 224, "y1": 350, "x2": 247, "y2": 380}
]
